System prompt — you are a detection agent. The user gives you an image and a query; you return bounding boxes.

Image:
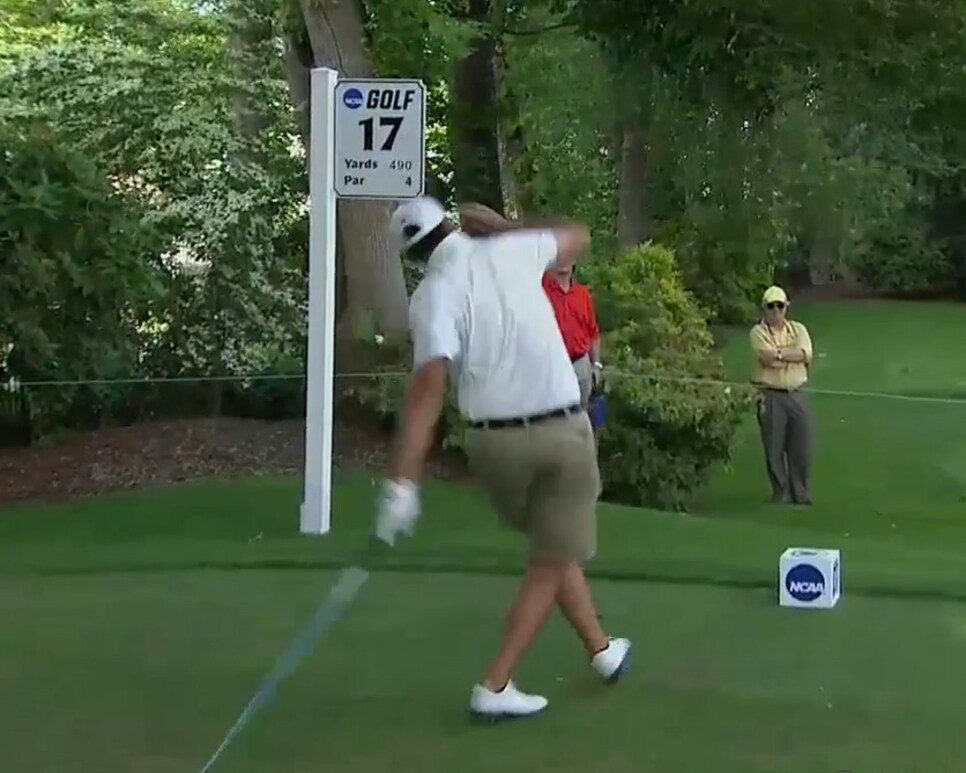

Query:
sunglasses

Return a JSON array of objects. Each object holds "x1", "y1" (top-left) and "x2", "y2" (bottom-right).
[{"x1": 766, "y1": 301, "x2": 786, "y2": 310}]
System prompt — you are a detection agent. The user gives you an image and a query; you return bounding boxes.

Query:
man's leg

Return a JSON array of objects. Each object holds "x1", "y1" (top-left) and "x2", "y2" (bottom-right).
[
  {"x1": 557, "y1": 562, "x2": 608, "y2": 656},
  {"x1": 481, "y1": 559, "x2": 568, "y2": 691},
  {"x1": 786, "y1": 391, "x2": 813, "y2": 504},
  {"x1": 466, "y1": 426, "x2": 556, "y2": 718},
  {"x1": 758, "y1": 390, "x2": 790, "y2": 501},
  {"x1": 556, "y1": 562, "x2": 630, "y2": 681},
  {"x1": 533, "y1": 413, "x2": 631, "y2": 680}
]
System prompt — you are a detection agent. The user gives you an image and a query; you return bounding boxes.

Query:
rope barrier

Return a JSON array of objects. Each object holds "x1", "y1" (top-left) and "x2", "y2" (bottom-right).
[{"x1": 3, "y1": 370, "x2": 966, "y2": 406}]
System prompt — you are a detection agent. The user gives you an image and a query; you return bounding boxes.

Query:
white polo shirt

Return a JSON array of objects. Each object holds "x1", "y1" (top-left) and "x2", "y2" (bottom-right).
[{"x1": 409, "y1": 229, "x2": 581, "y2": 422}]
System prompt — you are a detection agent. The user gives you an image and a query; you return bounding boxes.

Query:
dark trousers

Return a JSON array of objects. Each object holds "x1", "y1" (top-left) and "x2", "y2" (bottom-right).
[{"x1": 757, "y1": 388, "x2": 813, "y2": 503}]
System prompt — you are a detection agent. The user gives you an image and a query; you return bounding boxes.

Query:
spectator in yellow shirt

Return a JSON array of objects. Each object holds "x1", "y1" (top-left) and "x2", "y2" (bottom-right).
[{"x1": 749, "y1": 286, "x2": 814, "y2": 506}]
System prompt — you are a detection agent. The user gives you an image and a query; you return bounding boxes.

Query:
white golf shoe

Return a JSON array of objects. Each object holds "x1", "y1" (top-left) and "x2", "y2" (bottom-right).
[
  {"x1": 469, "y1": 681, "x2": 548, "y2": 721},
  {"x1": 591, "y1": 637, "x2": 632, "y2": 683}
]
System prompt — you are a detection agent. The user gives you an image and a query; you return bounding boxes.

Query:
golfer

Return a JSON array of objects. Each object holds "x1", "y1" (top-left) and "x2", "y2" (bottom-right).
[{"x1": 374, "y1": 197, "x2": 631, "y2": 720}]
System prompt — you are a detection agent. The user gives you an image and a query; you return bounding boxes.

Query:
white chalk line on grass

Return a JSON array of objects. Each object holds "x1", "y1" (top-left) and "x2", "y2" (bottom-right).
[{"x1": 5, "y1": 370, "x2": 966, "y2": 406}]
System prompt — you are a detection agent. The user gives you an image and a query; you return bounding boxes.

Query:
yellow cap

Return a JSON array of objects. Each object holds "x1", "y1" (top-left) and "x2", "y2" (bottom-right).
[{"x1": 762, "y1": 285, "x2": 788, "y2": 305}]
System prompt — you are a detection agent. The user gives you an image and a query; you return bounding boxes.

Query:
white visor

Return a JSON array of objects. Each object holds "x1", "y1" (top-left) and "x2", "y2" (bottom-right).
[{"x1": 389, "y1": 196, "x2": 446, "y2": 250}]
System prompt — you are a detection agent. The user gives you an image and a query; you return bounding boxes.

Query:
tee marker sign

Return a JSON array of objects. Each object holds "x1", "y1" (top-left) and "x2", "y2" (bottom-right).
[{"x1": 333, "y1": 78, "x2": 426, "y2": 199}]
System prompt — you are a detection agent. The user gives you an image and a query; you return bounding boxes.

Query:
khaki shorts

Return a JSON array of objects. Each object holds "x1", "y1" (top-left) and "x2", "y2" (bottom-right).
[{"x1": 465, "y1": 411, "x2": 600, "y2": 563}]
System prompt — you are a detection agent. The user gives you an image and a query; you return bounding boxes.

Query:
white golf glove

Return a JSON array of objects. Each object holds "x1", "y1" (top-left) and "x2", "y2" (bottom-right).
[{"x1": 374, "y1": 478, "x2": 421, "y2": 546}]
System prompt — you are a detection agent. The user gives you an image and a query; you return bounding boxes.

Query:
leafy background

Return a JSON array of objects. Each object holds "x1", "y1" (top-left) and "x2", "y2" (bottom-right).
[{"x1": 3, "y1": 0, "x2": 966, "y2": 508}]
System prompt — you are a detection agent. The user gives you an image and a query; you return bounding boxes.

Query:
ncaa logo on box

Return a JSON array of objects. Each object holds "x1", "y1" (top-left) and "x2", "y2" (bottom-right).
[
  {"x1": 343, "y1": 87, "x2": 364, "y2": 110},
  {"x1": 786, "y1": 563, "x2": 824, "y2": 601},
  {"x1": 779, "y1": 548, "x2": 842, "y2": 609}
]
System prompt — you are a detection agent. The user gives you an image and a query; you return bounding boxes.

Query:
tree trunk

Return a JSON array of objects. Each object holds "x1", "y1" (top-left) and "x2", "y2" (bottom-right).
[
  {"x1": 297, "y1": 0, "x2": 410, "y2": 341},
  {"x1": 489, "y1": 0, "x2": 517, "y2": 218},
  {"x1": 449, "y1": 0, "x2": 504, "y2": 213},
  {"x1": 806, "y1": 230, "x2": 843, "y2": 286},
  {"x1": 616, "y1": 121, "x2": 650, "y2": 248},
  {"x1": 610, "y1": 68, "x2": 651, "y2": 250},
  {"x1": 282, "y1": 32, "x2": 352, "y2": 330},
  {"x1": 495, "y1": 112, "x2": 520, "y2": 219},
  {"x1": 490, "y1": 4, "x2": 542, "y2": 219}
]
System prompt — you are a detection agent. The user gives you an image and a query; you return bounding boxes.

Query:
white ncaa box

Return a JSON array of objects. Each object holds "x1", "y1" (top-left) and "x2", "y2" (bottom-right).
[{"x1": 779, "y1": 548, "x2": 841, "y2": 609}]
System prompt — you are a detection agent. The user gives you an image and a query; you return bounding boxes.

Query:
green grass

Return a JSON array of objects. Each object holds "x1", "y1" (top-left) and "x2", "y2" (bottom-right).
[
  {"x1": 2, "y1": 299, "x2": 966, "y2": 772},
  {"x1": 699, "y1": 300, "x2": 966, "y2": 547},
  {"x1": 6, "y1": 569, "x2": 966, "y2": 773},
  {"x1": 719, "y1": 299, "x2": 966, "y2": 397}
]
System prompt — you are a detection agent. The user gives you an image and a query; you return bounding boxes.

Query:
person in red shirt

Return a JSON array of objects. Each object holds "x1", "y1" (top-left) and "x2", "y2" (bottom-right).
[{"x1": 542, "y1": 264, "x2": 603, "y2": 408}]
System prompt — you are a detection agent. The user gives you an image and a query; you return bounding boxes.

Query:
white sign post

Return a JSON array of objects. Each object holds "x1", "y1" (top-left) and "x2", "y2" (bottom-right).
[
  {"x1": 300, "y1": 68, "x2": 338, "y2": 536},
  {"x1": 300, "y1": 69, "x2": 426, "y2": 536}
]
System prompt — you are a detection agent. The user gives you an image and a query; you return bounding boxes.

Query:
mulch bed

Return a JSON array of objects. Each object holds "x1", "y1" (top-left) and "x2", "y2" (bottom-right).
[{"x1": 0, "y1": 418, "x2": 467, "y2": 508}]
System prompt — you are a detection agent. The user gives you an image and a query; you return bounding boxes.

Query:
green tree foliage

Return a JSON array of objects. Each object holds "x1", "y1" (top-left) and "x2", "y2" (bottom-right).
[
  {"x1": 6, "y1": 0, "x2": 966, "y2": 507},
  {"x1": 556, "y1": 0, "x2": 966, "y2": 310},
  {"x1": 502, "y1": 23, "x2": 617, "y2": 243},
  {"x1": 1, "y1": 0, "x2": 307, "y2": 419},
  {"x1": 0, "y1": 121, "x2": 167, "y2": 432},
  {"x1": 364, "y1": 0, "x2": 484, "y2": 205}
]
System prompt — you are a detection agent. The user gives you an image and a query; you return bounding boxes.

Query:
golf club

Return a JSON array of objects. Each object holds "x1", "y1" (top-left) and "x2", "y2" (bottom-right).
[{"x1": 197, "y1": 538, "x2": 388, "y2": 773}]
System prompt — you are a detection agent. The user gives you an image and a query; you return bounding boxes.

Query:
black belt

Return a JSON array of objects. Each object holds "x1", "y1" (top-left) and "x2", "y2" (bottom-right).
[
  {"x1": 470, "y1": 404, "x2": 583, "y2": 430},
  {"x1": 570, "y1": 352, "x2": 589, "y2": 363}
]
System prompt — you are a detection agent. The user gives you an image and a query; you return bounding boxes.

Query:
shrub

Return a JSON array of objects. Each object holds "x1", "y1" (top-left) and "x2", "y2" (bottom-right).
[
  {"x1": 342, "y1": 242, "x2": 754, "y2": 508},
  {"x1": 335, "y1": 334, "x2": 467, "y2": 449},
  {"x1": 0, "y1": 121, "x2": 168, "y2": 436},
  {"x1": 221, "y1": 344, "x2": 306, "y2": 422},
  {"x1": 585, "y1": 242, "x2": 756, "y2": 510},
  {"x1": 658, "y1": 205, "x2": 791, "y2": 325},
  {"x1": 853, "y1": 211, "x2": 952, "y2": 293}
]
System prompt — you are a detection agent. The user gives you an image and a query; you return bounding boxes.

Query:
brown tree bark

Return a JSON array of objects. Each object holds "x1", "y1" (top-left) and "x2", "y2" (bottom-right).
[
  {"x1": 491, "y1": 7, "x2": 543, "y2": 219},
  {"x1": 449, "y1": 0, "x2": 505, "y2": 214},
  {"x1": 282, "y1": 24, "x2": 350, "y2": 328},
  {"x1": 296, "y1": 0, "x2": 410, "y2": 341},
  {"x1": 612, "y1": 70, "x2": 652, "y2": 249},
  {"x1": 616, "y1": 122, "x2": 650, "y2": 248}
]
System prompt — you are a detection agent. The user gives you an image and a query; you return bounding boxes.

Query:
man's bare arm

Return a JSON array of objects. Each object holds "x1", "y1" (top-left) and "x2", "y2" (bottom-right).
[
  {"x1": 458, "y1": 201, "x2": 590, "y2": 267},
  {"x1": 459, "y1": 202, "x2": 511, "y2": 236},
  {"x1": 387, "y1": 359, "x2": 448, "y2": 483}
]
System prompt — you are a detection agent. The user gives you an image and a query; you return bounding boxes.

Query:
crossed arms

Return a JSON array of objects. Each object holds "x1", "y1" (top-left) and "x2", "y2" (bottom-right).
[{"x1": 751, "y1": 324, "x2": 813, "y2": 367}]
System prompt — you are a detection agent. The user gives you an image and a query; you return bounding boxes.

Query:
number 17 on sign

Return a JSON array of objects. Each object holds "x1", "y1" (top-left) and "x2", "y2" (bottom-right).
[{"x1": 333, "y1": 78, "x2": 426, "y2": 200}]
